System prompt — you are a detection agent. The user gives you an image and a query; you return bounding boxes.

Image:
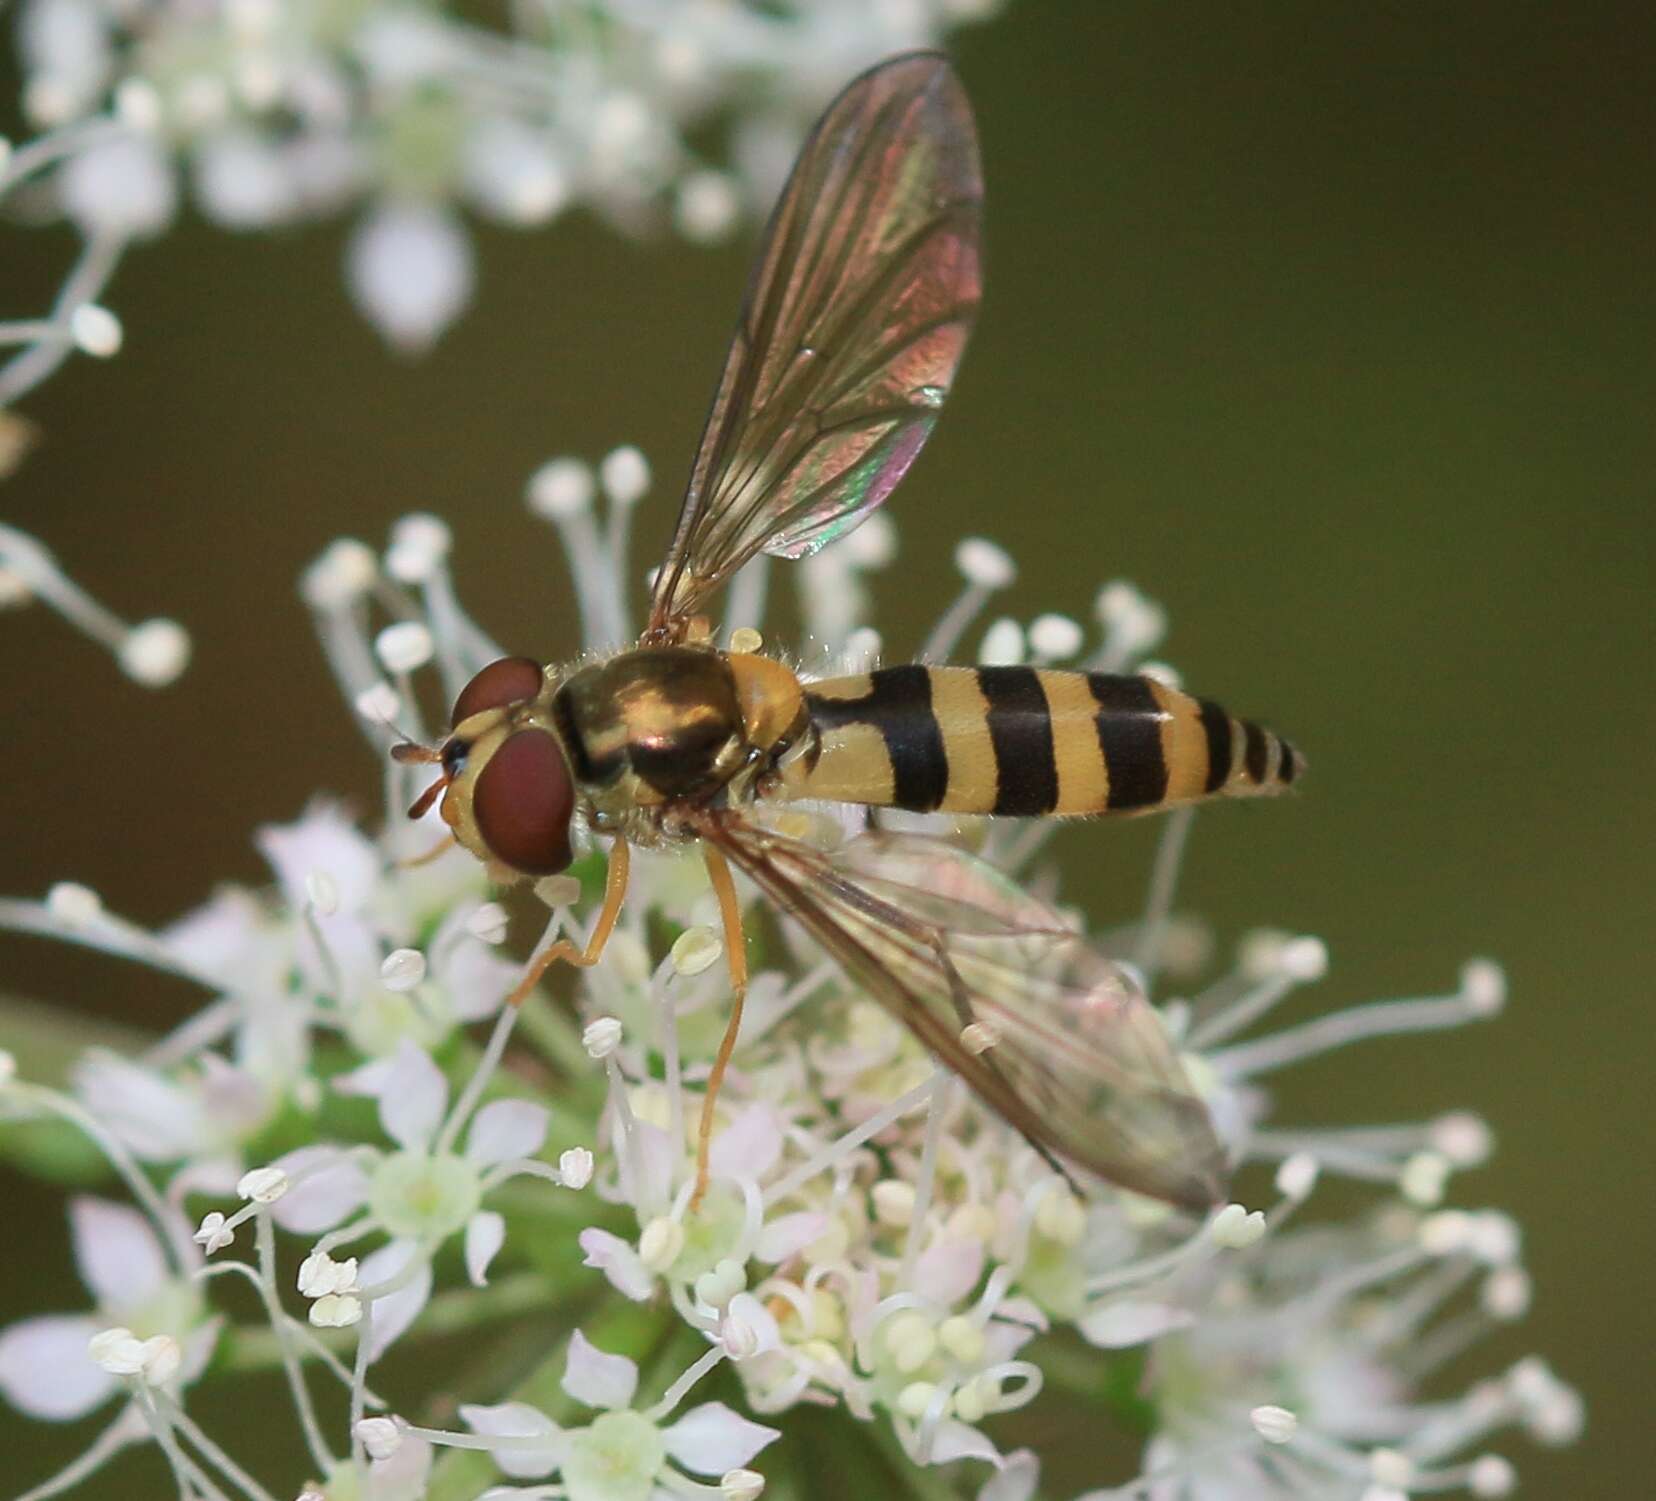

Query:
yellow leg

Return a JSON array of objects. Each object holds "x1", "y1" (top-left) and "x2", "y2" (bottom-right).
[
  {"x1": 692, "y1": 843, "x2": 749, "y2": 1211},
  {"x1": 506, "y1": 836, "x2": 631, "y2": 1008},
  {"x1": 398, "y1": 832, "x2": 458, "y2": 869}
]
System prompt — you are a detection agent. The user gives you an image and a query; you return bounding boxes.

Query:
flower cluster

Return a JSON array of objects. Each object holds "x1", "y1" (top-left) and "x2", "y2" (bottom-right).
[
  {"x1": 1, "y1": 2, "x2": 1002, "y2": 683},
  {"x1": 0, "y1": 446, "x2": 1580, "y2": 1500},
  {"x1": 4, "y1": 0, "x2": 1002, "y2": 366}
]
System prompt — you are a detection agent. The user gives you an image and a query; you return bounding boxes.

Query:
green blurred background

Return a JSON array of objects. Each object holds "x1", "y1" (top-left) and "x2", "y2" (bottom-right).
[{"x1": 3, "y1": 1, "x2": 1651, "y2": 1494}]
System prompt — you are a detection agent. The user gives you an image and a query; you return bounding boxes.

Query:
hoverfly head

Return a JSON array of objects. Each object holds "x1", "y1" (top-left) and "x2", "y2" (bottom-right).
[{"x1": 399, "y1": 656, "x2": 576, "y2": 878}]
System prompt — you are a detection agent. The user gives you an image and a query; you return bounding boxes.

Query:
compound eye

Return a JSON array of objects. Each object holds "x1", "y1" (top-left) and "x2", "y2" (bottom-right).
[
  {"x1": 451, "y1": 656, "x2": 544, "y2": 728},
  {"x1": 472, "y1": 730, "x2": 575, "y2": 875}
]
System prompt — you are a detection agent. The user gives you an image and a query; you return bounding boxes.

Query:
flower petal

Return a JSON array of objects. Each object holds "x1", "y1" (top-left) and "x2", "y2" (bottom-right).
[
  {"x1": 358, "y1": 1240, "x2": 432, "y2": 1362},
  {"x1": 72, "y1": 1051, "x2": 209, "y2": 1162},
  {"x1": 1077, "y1": 1300, "x2": 1196, "y2": 1350},
  {"x1": 368, "y1": 1429, "x2": 433, "y2": 1501},
  {"x1": 257, "y1": 803, "x2": 382, "y2": 914},
  {"x1": 465, "y1": 1099, "x2": 549, "y2": 1167},
  {"x1": 561, "y1": 1329, "x2": 638, "y2": 1411},
  {"x1": 433, "y1": 915, "x2": 520, "y2": 1021},
  {"x1": 161, "y1": 888, "x2": 267, "y2": 980},
  {"x1": 661, "y1": 1401, "x2": 779, "y2": 1475},
  {"x1": 460, "y1": 1401, "x2": 566, "y2": 1479},
  {"x1": 338, "y1": 1039, "x2": 447, "y2": 1151},
  {"x1": 578, "y1": 1228, "x2": 654, "y2": 1302},
  {"x1": 347, "y1": 202, "x2": 474, "y2": 353},
  {"x1": 929, "y1": 1419, "x2": 1001, "y2": 1467},
  {"x1": 465, "y1": 1212, "x2": 506, "y2": 1287},
  {"x1": 268, "y1": 1145, "x2": 370, "y2": 1233},
  {"x1": 0, "y1": 1314, "x2": 115, "y2": 1419},
  {"x1": 914, "y1": 1237, "x2": 984, "y2": 1308},
  {"x1": 721, "y1": 1293, "x2": 781, "y2": 1360},
  {"x1": 69, "y1": 1197, "x2": 170, "y2": 1310},
  {"x1": 754, "y1": 1211, "x2": 829, "y2": 1265},
  {"x1": 620, "y1": 1119, "x2": 674, "y2": 1214},
  {"x1": 980, "y1": 1450, "x2": 1040, "y2": 1501},
  {"x1": 709, "y1": 1104, "x2": 782, "y2": 1183}
]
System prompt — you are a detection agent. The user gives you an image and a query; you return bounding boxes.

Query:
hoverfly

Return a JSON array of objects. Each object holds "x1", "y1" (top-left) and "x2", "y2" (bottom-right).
[{"x1": 396, "y1": 54, "x2": 1301, "y2": 1213}]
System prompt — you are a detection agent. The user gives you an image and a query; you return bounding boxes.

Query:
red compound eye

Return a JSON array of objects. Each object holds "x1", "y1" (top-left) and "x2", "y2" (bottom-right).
[
  {"x1": 472, "y1": 730, "x2": 574, "y2": 875},
  {"x1": 450, "y1": 656, "x2": 544, "y2": 728}
]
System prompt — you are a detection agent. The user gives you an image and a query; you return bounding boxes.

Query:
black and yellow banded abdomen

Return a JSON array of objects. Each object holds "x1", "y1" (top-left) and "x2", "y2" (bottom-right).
[{"x1": 795, "y1": 665, "x2": 1301, "y2": 817}]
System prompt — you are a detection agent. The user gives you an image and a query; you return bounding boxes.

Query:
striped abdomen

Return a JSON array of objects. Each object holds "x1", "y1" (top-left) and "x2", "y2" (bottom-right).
[{"x1": 794, "y1": 665, "x2": 1301, "y2": 817}]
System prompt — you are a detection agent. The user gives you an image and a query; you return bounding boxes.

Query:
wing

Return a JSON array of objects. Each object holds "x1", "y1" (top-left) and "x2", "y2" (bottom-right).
[
  {"x1": 646, "y1": 53, "x2": 982, "y2": 638},
  {"x1": 704, "y1": 819, "x2": 1227, "y2": 1211}
]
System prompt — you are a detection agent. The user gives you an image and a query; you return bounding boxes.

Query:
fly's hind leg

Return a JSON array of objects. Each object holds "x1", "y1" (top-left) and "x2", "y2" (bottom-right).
[
  {"x1": 692, "y1": 842, "x2": 749, "y2": 1211},
  {"x1": 506, "y1": 835, "x2": 632, "y2": 1008}
]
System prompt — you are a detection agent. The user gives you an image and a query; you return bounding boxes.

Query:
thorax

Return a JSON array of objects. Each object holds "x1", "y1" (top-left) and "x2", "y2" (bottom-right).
[{"x1": 552, "y1": 645, "x2": 810, "y2": 838}]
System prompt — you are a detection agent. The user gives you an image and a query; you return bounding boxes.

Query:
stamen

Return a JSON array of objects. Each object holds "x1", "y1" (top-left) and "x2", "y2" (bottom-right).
[
  {"x1": 1133, "y1": 806, "x2": 1195, "y2": 983},
  {"x1": 434, "y1": 1002, "x2": 520, "y2": 1156},
  {"x1": 13, "y1": 1407, "x2": 149, "y2": 1501},
  {"x1": 1027, "y1": 612, "x2": 1083, "y2": 663},
  {"x1": 0, "y1": 228, "x2": 125, "y2": 406},
  {"x1": 527, "y1": 454, "x2": 630, "y2": 649},
  {"x1": 1187, "y1": 934, "x2": 1328, "y2": 1048},
  {"x1": 920, "y1": 537, "x2": 1014, "y2": 661},
  {"x1": 644, "y1": 1344, "x2": 728, "y2": 1422},
  {"x1": 763, "y1": 1074, "x2": 937, "y2": 1207},
  {"x1": 0, "y1": 521, "x2": 191, "y2": 685},
  {"x1": 0, "y1": 891, "x2": 221, "y2": 989},
  {"x1": 652, "y1": 954, "x2": 686, "y2": 1192},
  {"x1": 977, "y1": 616, "x2": 1024, "y2": 665},
  {"x1": 1088, "y1": 581, "x2": 1167, "y2": 672},
  {"x1": 900, "y1": 1073, "x2": 953, "y2": 1286},
  {"x1": 1210, "y1": 966, "x2": 1504, "y2": 1078}
]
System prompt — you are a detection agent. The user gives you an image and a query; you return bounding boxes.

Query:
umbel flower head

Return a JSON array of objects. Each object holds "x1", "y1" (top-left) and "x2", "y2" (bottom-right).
[
  {"x1": 0, "y1": 446, "x2": 1580, "y2": 1500},
  {"x1": 0, "y1": 3, "x2": 1005, "y2": 677}
]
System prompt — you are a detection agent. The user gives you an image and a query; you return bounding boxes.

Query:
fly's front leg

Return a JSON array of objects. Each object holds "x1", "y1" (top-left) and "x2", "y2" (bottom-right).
[
  {"x1": 692, "y1": 842, "x2": 749, "y2": 1211},
  {"x1": 398, "y1": 833, "x2": 458, "y2": 869},
  {"x1": 506, "y1": 835, "x2": 632, "y2": 1008}
]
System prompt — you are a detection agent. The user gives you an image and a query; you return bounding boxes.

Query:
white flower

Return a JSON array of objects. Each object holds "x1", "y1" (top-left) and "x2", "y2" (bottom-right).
[
  {"x1": 463, "y1": 1329, "x2": 779, "y2": 1499},
  {"x1": 346, "y1": 203, "x2": 475, "y2": 353},
  {"x1": 0, "y1": 458, "x2": 1577, "y2": 1498},
  {"x1": 194, "y1": 128, "x2": 298, "y2": 228},
  {"x1": 0, "y1": 1198, "x2": 212, "y2": 1421}
]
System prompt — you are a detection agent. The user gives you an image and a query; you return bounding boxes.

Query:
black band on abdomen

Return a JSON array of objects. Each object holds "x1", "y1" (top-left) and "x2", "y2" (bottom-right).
[
  {"x1": 976, "y1": 667, "x2": 1059, "y2": 815},
  {"x1": 1089, "y1": 674, "x2": 1170, "y2": 810},
  {"x1": 806, "y1": 665, "x2": 948, "y2": 811}
]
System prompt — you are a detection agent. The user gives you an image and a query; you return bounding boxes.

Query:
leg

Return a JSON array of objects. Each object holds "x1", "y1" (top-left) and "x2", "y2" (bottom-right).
[
  {"x1": 398, "y1": 832, "x2": 458, "y2": 868},
  {"x1": 506, "y1": 836, "x2": 631, "y2": 1008},
  {"x1": 691, "y1": 843, "x2": 749, "y2": 1210}
]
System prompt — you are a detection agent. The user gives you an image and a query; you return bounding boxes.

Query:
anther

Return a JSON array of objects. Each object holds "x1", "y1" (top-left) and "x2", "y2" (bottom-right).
[
  {"x1": 119, "y1": 618, "x2": 191, "y2": 686},
  {"x1": 1250, "y1": 1405, "x2": 1298, "y2": 1444},
  {"x1": 670, "y1": 926, "x2": 722, "y2": 977},
  {"x1": 380, "y1": 948, "x2": 427, "y2": 991},
  {"x1": 69, "y1": 304, "x2": 122, "y2": 357},
  {"x1": 977, "y1": 617, "x2": 1024, "y2": 665},
  {"x1": 375, "y1": 622, "x2": 434, "y2": 674},
  {"x1": 527, "y1": 457, "x2": 594, "y2": 519},
  {"x1": 1211, "y1": 1204, "x2": 1267, "y2": 1249},
  {"x1": 237, "y1": 1165, "x2": 289, "y2": 1203},
  {"x1": 1028, "y1": 612, "x2": 1083, "y2": 661},
  {"x1": 599, "y1": 445, "x2": 650, "y2": 506},
  {"x1": 955, "y1": 537, "x2": 1015, "y2": 589}
]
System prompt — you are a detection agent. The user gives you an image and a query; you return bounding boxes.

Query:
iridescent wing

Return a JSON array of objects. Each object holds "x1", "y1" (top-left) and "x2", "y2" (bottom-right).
[
  {"x1": 645, "y1": 52, "x2": 982, "y2": 638},
  {"x1": 703, "y1": 819, "x2": 1227, "y2": 1210}
]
